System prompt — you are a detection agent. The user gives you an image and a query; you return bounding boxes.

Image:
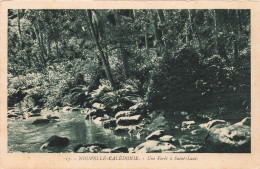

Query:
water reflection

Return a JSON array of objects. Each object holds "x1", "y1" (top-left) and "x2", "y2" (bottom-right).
[{"x1": 8, "y1": 110, "x2": 145, "y2": 153}]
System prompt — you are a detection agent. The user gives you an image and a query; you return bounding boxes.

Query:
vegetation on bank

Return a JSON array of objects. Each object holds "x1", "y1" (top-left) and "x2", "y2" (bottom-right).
[{"x1": 8, "y1": 9, "x2": 250, "y2": 120}]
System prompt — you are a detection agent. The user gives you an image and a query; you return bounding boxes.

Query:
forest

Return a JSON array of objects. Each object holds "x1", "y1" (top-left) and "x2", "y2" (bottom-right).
[{"x1": 7, "y1": 9, "x2": 251, "y2": 153}]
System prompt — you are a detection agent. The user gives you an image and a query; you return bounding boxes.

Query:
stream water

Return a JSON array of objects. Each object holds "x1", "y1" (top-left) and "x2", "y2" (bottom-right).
[
  {"x1": 8, "y1": 110, "x2": 145, "y2": 153},
  {"x1": 8, "y1": 108, "x2": 243, "y2": 153}
]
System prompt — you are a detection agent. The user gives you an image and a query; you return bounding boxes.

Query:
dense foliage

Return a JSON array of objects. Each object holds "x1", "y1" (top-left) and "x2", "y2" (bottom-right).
[{"x1": 8, "y1": 9, "x2": 250, "y2": 118}]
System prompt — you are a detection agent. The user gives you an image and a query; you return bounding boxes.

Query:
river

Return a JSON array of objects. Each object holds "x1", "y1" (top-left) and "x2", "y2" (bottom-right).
[{"x1": 8, "y1": 109, "x2": 145, "y2": 153}]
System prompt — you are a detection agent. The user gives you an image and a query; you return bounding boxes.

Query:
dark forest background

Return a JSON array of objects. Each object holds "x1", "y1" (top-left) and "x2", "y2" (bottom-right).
[{"x1": 8, "y1": 9, "x2": 250, "y2": 119}]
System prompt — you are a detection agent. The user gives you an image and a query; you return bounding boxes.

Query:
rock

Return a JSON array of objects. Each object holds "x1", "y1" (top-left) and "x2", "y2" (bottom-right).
[
  {"x1": 234, "y1": 117, "x2": 251, "y2": 126},
  {"x1": 28, "y1": 114, "x2": 41, "y2": 117},
  {"x1": 89, "y1": 146, "x2": 101, "y2": 153},
  {"x1": 73, "y1": 143, "x2": 106, "y2": 152},
  {"x1": 172, "y1": 149, "x2": 186, "y2": 153},
  {"x1": 180, "y1": 111, "x2": 189, "y2": 116},
  {"x1": 92, "y1": 103, "x2": 105, "y2": 110},
  {"x1": 7, "y1": 114, "x2": 19, "y2": 118},
  {"x1": 40, "y1": 135, "x2": 69, "y2": 150},
  {"x1": 47, "y1": 115, "x2": 59, "y2": 120},
  {"x1": 103, "y1": 119, "x2": 117, "y2": 128},
  {"x1": 206, "y1": 119, "x2": 227, "y2": 130},
  {"x1": 32, "y1": 119, "x2": 50, "y2": 125},
  {"x1": 145, "y1": 130, "x2": 165, "y2": 140},
  {"x1": 62, "y1": 106, "x2": 72, "y2": 113},
  {"x1": 116, "y1": 115, "x2": 142, "y2": 126},
  {"x1": 129, "y1": 103, "x2": 145, "y2": 111},
  {"x1": 159, "y1": 135, "x2": 174, "y2": 142},
  {"x1": 101, "y1": 148, "x2": 112, "y2": 153},
  {"x1": 53, "y1": 106, "x2": 60, "y2": 111},
  {"x1": 93, "y1": 117, "x2": 103, "y2": 125},
  {"x1": 191, "y1": 128, "x2": 208, "y2": 136},
  {"x1": 204, "y1": 124, "x2": 251, "y2": 153},
  {"x1": 181, "y1": 121, "x2": 195, "y2": 130},
  {"x1": 111, "y1": 147, "x2": 129, "y2": 153},
  {"x1": 115, "y1": 111, "x2": 131, "y2": 119},
  {"x1": 128, "y1": 147, "x2": 135, "y2": 153},
  {"x1": 114, "y1": 126, "x2": 130, "y2": 133},
  {"x1": 31, "y1": 107, "x2": 42, "y2": 114},
  {"x1": 134, "y1": 140, "x2": 176, "y2": 153},
  {"x1": 182, "y1": 144, "x2": 200, "y2": 150},
  {"x1": 77, "y1": 147, "x2": 88, "y2": 153}
]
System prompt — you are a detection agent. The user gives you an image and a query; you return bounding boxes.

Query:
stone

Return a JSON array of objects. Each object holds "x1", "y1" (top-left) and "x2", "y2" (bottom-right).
[
  {"x1": 101, "y1": 148, "x2": 112, "y2": 153},
  {"x1": 92, "y1": 103, "x2": 105, "y2": 110},
  {"x1": 159, "y1": 135, "x2": 174, "y2": 142},
  {"x1": 31, "y1": 107, "x2": 42, "y2": 114},
  {"x1": 181, "y1": 121, "x2": 195, "y2": 130},
  {"x1": 182, "y1": 144, "x2": 200, "y2": 150},
  {"x1": 111, "y1": 147, "x2": 129, "y2": 153},
  {"x1": 128, "y1": 147, "x2": 135, "y2": 153},
  {"x1": 47, "y1": 115, "x2": 59, "y2": 120},
  {"x1": 234, "y1": 117, "x2": 251, "y2": 126},
  {"x1": 204, "y1": 124, "x2": 251, "y2": 153},
  {"x1": 89, "y1": 146, "x2": 101, "y2": 153},
  {"x1": 53, "y1": 106, "x2": 60, "y2": 111},
  {"x1": 206, "y1": 119, "x2": 227, "y2": 130},
  {"x1": 145, "y1": 130, "x2": 165, "y2": 140},
  {"x1": 32, "y1": 119, "x2": 50, "y2": 125},
  {"x1": 114, "y1": 126, "x2": 130, "y2": 133},
  {"x1": 134, "y1": 140, "x2": 176, "y2": 153},
  {"x1": 40, "y1": 135, "x2": 69, "y2": 150},
  {"x1": 62, "y1": 106, "x2": 72, "y2": 113},
  {"x1": 8, "y1": 114, "x2": 19, "y2": 118},
  {"x1": 115, "y1": 111, "x2": 131, "y2": 119},
  {"x1": 116, "y1": 115, "x2": 141, "y2": 126},
  {"x1": 77, "y1": 147, "x2": 88, "y2": 153},
  {"x1": 28, "y1": 114, "x2": 41, "y2": 117}
]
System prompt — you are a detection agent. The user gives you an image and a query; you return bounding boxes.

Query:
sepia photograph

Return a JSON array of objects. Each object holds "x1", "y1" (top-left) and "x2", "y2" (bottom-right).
[{"x1": 7, "y1": 9, "x2": 251, "y2": 154}]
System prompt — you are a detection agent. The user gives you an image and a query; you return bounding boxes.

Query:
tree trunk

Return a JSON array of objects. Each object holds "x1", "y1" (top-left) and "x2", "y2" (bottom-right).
[
  {"x1": 213, "y1": 10, "x2": 219, "y2": 56},
  {"x1": 32, "y1": 25, "x2": 47, "y2": 67},
  {"x1": 86, "y1": 10, "x2": 117, "y2": 89}
]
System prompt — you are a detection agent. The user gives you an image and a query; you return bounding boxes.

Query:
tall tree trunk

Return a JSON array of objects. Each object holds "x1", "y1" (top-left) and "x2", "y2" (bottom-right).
[
  {"x1": 86, "y1": 10, "x2": 117, "y2": 89},
  {"x1": 114, "y1": 10, "x2": 130, "y2": 79},
  {"x1": 233, "y1": 10, "x2": 241, "y2": 63},
  {"x1": 32, "y1": 25, "x2": 47, "y2": 67},
  {"x1": 213, "y1": 10, "x2": 219, "y2": 56}
]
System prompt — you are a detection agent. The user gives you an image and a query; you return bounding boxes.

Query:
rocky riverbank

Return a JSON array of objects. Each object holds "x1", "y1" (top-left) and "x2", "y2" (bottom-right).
[{"x1": 8, "y1": 105, "x2": 251, "y2": 153}]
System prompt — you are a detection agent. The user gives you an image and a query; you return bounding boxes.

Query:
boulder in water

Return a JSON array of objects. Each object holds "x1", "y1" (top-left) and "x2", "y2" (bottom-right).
[
  {"x1": 92, "y1": 103, "x2": 105, "y2": 110},
  {"x1": 204, "y1": 124, "x2": 251, "y2": 153},
  {"x1": 111, "y1": 147, "x2": 129, "y2": 153},
  {"x1": 31, "y1": 107, "x2": 42, "y2": 114},
  {"x1": 116, "y1": 115, "x2": 141, "y2": 126},
  {"x1": 114, "y1": 126, "x2": 130, "y2": 133},
  {"x1": 146, "y1": 130, "x2": 165, "y2": 140},
  {"x1": 181, "y1": 121, "x2": 195, "y2": 130},
  {"x1": 234, "y1": 117, "x2": 251, "y2": 126},
  {"x1": 32, "y1": 118, "x2": 50, "y2": 125},
  {"x1": 7, "y1": 114, "x2": 19, "y2": 118},
  {"x1": 40, "y1": 135, "x2": 69, "y2": 150},
  {"x1": 53, "y1": 106, "x2": 60, "y2": 111},
  {"x1": 205, "y1": 119, "x2": 227, "y2": 130},
  {"x1": 134, "y1": 140, "x2": 176, "y2": 153},
  {"x1": 101, "y1": 148, "x2": 112, "y2": 153},
  {"x1": 115, "y1": 111, "x2": 132, "y2": 119},
  {"x1": 62, "y1": 106, "x2": 72, "y2": 113},
  {"x1": 159, "y1": 135, "x2": 174, "y2": 142}
]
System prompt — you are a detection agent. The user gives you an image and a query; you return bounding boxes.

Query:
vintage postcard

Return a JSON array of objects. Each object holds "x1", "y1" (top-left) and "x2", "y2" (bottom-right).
[{"x1": 0, "y1": 0, "x2": 260, "y2": 168}]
